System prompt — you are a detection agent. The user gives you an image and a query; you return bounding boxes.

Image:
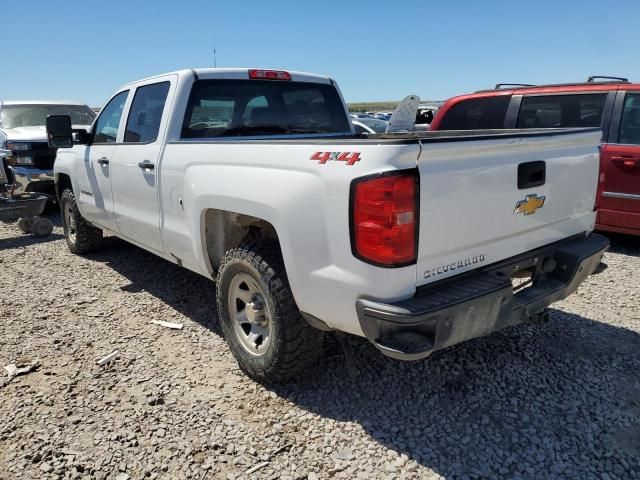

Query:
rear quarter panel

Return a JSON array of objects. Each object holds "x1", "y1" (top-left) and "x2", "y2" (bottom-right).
[{"x1": 160, "y1": 140, "x2": 421, "y2": 335}]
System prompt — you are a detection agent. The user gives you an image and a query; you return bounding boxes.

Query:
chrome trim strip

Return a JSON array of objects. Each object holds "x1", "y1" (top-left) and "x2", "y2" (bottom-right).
[{"x1": 602, "y1": 191, "x2": 640, "y2": 200}]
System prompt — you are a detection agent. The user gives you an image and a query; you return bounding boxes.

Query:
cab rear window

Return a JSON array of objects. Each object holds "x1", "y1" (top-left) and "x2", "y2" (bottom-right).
[
  {"x1": 439, "y1": 96, "x2": 510, "y2": 130},
  {"x1": 517, "y1": 94, "x2": 606, "y2": 128},
  {"x1": 181, "y1": 79, "x2": 350, "y2": 138}
]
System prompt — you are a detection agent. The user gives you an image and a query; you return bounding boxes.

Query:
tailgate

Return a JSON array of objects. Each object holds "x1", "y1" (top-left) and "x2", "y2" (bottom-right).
[{"x1": 416, "y1": 129, "x2": 601, "y2": 286}]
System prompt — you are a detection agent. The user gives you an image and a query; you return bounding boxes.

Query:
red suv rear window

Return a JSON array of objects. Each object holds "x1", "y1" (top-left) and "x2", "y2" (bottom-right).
[{"x1": 439, "y1": 96, "x2": 510, "y2": 130}]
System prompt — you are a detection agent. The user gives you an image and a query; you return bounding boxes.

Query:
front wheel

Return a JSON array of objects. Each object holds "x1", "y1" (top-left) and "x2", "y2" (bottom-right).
[
  {"x1": 60, "y1": 189, "x2": 102, "y2": 254},
  {"x1": 216, "y1": 242, "x2": 324, "y2": 383}
]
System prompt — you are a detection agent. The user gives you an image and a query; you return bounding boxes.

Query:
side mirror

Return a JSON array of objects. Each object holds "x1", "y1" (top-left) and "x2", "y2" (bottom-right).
[{"x1": 46, "y1": 115, "x2": 73, "y2": 148}]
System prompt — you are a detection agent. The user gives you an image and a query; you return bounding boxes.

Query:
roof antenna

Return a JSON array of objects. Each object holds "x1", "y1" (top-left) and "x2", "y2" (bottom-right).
[{"x1": 213, "y1": 40, "x2": 217, "y2": 68}]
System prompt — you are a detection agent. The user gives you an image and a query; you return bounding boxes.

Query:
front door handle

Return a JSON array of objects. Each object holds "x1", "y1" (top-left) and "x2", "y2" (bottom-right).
[
  {"x1": 138, "y1": 161, "x2": 155, "y2": 170},
  {"x1": 97, "y1": 157, "x2": 109, "y2": 166},
  {"x1": 611, "y1": 156, "x2": 640, "y2": 167}
]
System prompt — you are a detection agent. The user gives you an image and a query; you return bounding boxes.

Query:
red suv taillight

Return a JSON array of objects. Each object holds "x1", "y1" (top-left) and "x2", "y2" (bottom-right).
[{"x1": 350, "y1": 170, "x2": 418, "y2": 267}]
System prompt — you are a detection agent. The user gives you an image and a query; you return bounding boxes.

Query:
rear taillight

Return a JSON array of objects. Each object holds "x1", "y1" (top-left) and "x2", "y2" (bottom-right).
[
  {"x1": 248, "y1": 69, "x2": 292, "y2": 81},
  {"x1": 351, "y1": 170, "x2": 418, "y2": 267}
]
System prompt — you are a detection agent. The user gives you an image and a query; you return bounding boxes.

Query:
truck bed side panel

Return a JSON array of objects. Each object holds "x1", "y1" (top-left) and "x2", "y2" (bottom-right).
[{"x1": 159, "y1": 141, "x2": 421, "y2": 336}]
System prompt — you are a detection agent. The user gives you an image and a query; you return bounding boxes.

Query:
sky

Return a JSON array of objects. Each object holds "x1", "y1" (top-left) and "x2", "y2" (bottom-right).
[{"x1": 2, "y1": 0, "x2": 640, "y2": 107}]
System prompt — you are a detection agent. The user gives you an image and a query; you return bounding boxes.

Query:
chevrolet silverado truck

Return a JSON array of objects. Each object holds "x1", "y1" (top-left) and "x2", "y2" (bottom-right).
[
  {"x1": 0, "y1": 100, "x2": 96, "y2": 198},
  {"x1": 47, "y1": 68, "x2": 609, "y2": 382}
]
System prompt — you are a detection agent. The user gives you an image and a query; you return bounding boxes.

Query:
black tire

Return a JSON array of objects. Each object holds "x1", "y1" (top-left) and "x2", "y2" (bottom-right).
[
  {"x1": 43, "y1": 197, "x2": 58, "y2": 214},
  {"x1": 17, "y1": 216, "x2": 35, "y2": 233},
  {"x1": 31, "y1": 217, "x2": 53, "y2": 237},
  {"x1": 60, "y1": 189, "x2": 102, "y2": 254},
  {"x1": 216, "y1": 242, "x2": 324, "y2": 383}
]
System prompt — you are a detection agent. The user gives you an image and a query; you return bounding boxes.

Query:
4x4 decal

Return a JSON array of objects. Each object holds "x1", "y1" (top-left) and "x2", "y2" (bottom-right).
[{"x1": 310, "y1": 151, "x2": 361, "y2": 166}]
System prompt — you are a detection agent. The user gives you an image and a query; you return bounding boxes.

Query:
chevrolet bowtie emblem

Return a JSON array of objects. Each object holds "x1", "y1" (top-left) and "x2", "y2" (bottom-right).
[{"x1": 514, "y1": 194, "x2": 546, "y2": 216}]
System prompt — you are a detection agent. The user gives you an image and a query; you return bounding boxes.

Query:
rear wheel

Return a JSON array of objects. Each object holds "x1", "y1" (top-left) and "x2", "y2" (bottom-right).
[
  {"x1": 216, "y1": 242, "x2": 324, "y2": 383},
  {"x1": 60, "y1": 189, "x2": 102, "y2": 254}
]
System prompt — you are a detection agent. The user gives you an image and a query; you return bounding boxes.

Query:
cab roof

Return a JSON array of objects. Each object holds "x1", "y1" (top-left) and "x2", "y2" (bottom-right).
[{"x1": 120, "y1": 68, "x2": 333, "y2": 88}]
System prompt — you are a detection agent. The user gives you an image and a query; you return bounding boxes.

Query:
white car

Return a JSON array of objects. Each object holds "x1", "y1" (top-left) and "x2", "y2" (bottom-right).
[
  {"x1": 0, "y1": 100, "x2": 95, "y2": 196},
  {"x1": 48, "y1": 68, "x2": 608, "y2": 382},
  {"x1": 352, "y1": 117, "x2": 389, "y2": 134}
]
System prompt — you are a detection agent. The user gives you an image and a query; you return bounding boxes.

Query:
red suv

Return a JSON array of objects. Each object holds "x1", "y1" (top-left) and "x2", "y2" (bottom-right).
[{"x1": 430, "y1": 76, "x2": 640, "y2": 236}]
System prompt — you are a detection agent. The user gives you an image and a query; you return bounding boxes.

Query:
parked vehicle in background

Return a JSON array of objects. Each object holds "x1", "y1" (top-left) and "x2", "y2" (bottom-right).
[
  {"x1": 374, "y1": 112, "x2": 392, "y2": 121},
  {"x1": 0, "y1": 101, "x2": 96, "y2": 198},
  {"x1": 352, "y1": 120, "x2": 375, "y2": 134},
  {"x1": 351, "y1": 112, "x2": 373, "y2": 119},
  {"x1": 414, "y1": 103, "x2": 441, "y2": 131},
  {"x1": 49, "y1": 67, "x2": 607, "y2": 382},
  {"x1": 0, "y1": 129, "x2": 53, "y2": 236},
  {"x1": 352, "y1": 116, "x2": 389, "y2": 133},
  {"x1": 430, "y1": 76, "x2": 640, "y2": 236}
]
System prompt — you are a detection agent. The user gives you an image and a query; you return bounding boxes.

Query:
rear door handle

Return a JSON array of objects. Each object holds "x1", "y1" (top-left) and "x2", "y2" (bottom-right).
[
  {"x1": 138, "y1": 161, "x2": 155, "y2": 170},
  {"x1": 97, "y1": 157, "x2": 109, "y2": 166},
  {"x1": 611, "y1": 156, "x2": 640, "y2": 167}
]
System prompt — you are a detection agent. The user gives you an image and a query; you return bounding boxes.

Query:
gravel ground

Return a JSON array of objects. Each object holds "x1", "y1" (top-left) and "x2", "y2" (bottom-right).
[{"x1": 1, "y1": 215, "x2": 639, "y2": 480}]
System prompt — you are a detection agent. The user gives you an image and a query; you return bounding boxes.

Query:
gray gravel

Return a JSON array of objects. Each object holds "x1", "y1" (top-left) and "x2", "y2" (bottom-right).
[{"x1": 1, "y1": 215, "x2": 639, "y2": 480}]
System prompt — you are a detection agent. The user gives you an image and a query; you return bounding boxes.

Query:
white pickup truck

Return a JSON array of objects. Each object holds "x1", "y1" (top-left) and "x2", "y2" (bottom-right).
[
  {"x1": 0, "y1": 100, "x2": 95, "y2": 197},
  {"x1": 47, "y1": 68, "x2": 609, "y2": 382}
]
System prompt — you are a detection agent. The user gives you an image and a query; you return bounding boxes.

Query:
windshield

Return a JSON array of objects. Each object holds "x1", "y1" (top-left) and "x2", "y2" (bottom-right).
[
  {"x1": 182, "y1": 79, "x2": 351, "y2": 138},
  {"x1": 0, "y1": 104, "x2": 96, "y2": 129}
]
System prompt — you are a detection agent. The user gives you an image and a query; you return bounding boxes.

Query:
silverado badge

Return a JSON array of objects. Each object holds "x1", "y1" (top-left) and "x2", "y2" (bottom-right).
[{"x1": 514, "y1": 194, "x2": 546, "y2": 216}]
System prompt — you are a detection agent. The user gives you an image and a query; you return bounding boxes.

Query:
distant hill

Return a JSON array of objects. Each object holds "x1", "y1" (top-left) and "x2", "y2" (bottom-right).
[
  {"x1": 348, "y1": 100, "x2": 444, "y2": 112},
  {"x1": 348, "y1": 102, "x2": 398, "y2": 112}
]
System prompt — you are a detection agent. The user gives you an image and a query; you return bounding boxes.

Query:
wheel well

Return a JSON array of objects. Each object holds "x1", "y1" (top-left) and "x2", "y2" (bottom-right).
[
  {"x1": 203, "y1": 209, "x2": 279, "y2": 271},
  {"x1": 55, "y1": 173, "x2": 72, "y2": 200}
]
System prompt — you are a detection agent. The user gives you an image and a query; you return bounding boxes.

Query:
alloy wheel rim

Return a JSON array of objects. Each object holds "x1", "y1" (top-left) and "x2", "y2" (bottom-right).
[
  {"x1": 227, "y1": 272, "x2": 272, "y2": 356},
  {"x1": 65, "y1": 204, "x2": 77, "y2": 243}
]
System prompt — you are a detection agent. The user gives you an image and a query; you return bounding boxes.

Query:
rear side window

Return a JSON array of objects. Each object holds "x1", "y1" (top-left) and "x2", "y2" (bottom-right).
[
  {"x1": 517, "y1": 94, "x2": 606, "y2": 128},
  {"x1": 181, "y1": 79, "x2": 350, "y2": 138},
  {"x1": 124, "y1": 82, "x2": 170, "y2": 143},
  {"x1": 618, "y1": 93, "x2": 640, "y2": 145},
  {"x1": 439, "y1": 96, "x2": 510, "y2": 130}
]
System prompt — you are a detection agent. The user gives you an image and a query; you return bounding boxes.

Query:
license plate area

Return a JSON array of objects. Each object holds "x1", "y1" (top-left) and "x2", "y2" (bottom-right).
[
  {"x1": 499, "y1": 256, "x2": 542, "y2": 294},
  {"x1": 510, "y1": 268, "x2": 534, "y2": 293}
]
